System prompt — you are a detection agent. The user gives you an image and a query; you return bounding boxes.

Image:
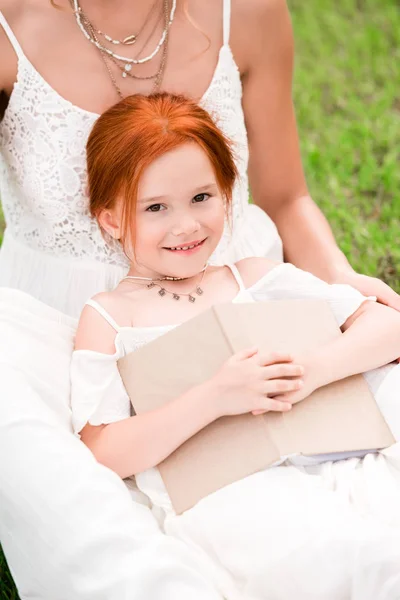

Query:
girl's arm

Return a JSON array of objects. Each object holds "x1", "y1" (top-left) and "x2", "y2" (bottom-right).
[
  {"x1": 307, "y1": 301, "x2": 400, "y2": 389},
  {"x1": 235, "y1": 258, "x2": 400, "y2": 404},
  {"x1": 280, "y1": 301, "x2": 400, "y2": 404},
  {"x1": 74, "y1": 303, "x2": 303, "y2": 479},
  {"x1": 81, "y1": 383, "x2": 220, "y2": 480},
  {"x1": 238, "y1": 0, "x2": 400, "y2": 309},
  {"x1": 74, "y1": 304, "x2": 220, "y2": 479}
]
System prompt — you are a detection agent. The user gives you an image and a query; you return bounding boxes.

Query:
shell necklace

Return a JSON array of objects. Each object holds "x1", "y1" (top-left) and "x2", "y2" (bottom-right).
[
  {"x1": 72, "y1": 0, "x2": 176, "y2": 65},
  {"x1": 95, "y1": 0, "x2": 159, "y2": 47}
]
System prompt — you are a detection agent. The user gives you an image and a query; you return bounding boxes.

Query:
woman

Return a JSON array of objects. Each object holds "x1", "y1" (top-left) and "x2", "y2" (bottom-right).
[{"x1": 0, "y1": 1, "x2": 398, "y2": 598}]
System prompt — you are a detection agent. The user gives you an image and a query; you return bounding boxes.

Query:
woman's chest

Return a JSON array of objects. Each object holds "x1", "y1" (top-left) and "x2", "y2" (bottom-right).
[{"x1": 3, "y1": 1, "x2": 229, "y2": 113}]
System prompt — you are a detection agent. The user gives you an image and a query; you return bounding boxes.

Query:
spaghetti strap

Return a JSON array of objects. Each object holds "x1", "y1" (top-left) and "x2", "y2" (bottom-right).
[
  {"x1": 222, "y1": 0, "x2": 231, "y2": 45},
  {"x1": 0, "y1": 11, "x2": 25, "y2": 59},
  {"x1": 227, "y1": 264, "x2": 246, "y2": 292},
  {"x1": 85, "y1": 299, "x2": 121, "y2": 332}
]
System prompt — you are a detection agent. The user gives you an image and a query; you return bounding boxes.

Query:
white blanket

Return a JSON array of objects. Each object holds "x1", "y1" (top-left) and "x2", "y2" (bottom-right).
[{"x1": 0, "y1": 288, "x2": 223, "y2": 600}]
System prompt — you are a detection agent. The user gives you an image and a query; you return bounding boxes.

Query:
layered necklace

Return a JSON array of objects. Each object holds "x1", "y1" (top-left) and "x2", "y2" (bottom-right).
[
  {"x1": 121, "y1": 266, "x2": 208, "y2": 303},
  {"x1": 70, "y1": 0, "x2": 177, "y2": 98}
]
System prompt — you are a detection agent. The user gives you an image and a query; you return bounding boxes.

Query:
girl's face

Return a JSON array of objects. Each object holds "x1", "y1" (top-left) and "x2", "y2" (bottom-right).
[{"x1": 125, "y1": 142, "x2": 226, "y2": 278}]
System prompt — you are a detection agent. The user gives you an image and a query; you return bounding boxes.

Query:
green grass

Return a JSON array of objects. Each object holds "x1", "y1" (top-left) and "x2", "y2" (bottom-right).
[
  {"x1": 0, "y1": 551, "x2": 18, "y2": 600},
  {"x1": 290, "y1": 0, "x2": 400, "y2": 289},
  {"x1": 0, "y1": 0, "x2": 399, "y2": 597}
]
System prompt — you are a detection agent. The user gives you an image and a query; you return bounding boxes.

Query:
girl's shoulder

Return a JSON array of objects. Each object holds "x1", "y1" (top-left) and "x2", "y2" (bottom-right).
[
  {"x1": 234, "y1": 257, "x2": 283, "y2": 288},
  {"x1": 75, "y1": 290, "x2": 130, "y2": 354},
  {"x1": 88, "y1": 290, "x2": 127, "y2": 316}
]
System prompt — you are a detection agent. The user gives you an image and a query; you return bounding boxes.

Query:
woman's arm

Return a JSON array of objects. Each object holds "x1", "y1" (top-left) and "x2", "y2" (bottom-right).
[
  {"x1": 238, "y1": 0, "x2": 400, "y2": 309},
  {"x1": 239, "y1": 0, "x2": 348, "y2": 278}
]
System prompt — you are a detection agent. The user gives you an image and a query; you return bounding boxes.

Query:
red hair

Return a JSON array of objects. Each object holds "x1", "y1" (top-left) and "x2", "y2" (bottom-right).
[{"x1": 86, "y1": 93, "x2": 238, "y2": 245}]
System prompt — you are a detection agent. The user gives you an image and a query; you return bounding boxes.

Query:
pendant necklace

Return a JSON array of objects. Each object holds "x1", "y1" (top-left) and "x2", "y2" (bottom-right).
[{"x1": 121, "y1": 266, "x2": 207, "y2": 303}]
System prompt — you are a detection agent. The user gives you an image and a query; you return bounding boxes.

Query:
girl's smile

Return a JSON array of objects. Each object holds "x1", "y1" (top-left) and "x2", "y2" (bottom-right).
[{"x1": 163, "y1": 238, "x2": 208, "y2": 255}]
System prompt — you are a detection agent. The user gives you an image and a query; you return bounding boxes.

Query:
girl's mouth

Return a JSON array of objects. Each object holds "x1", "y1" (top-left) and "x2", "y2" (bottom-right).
[{"x1": 164, "y1": 239, "x2": 206, "y2": 254}]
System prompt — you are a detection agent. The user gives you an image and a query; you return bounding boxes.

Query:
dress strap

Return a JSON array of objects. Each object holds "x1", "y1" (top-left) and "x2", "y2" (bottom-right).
[
  {"x1": 0, "y1": 12, "x2": 25, "y2": 59},
  {"x1": 227, "y1": 264, "x2": 246, "y2": 292},
  {"x1": 85, "y1": 299, "x2": 121, "y2": 332},
  {"x1": 222, "y1": 0, "x2": 231, "y2": 45}
]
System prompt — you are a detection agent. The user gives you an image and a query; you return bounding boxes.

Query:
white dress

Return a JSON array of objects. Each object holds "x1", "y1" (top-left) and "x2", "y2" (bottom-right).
[
  {"x1": 0, "y1": 3, "x2": 282, "y2": 319},
  {"x1": 0, "y1": 3, "x2": 255, "y2": 599},
  {"x1": 71, "y1": 263, "x2": 400, "y2": 600}
]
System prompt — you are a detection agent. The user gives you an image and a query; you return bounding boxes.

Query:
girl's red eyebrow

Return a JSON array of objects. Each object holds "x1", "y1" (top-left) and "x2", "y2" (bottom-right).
[{"x1": 138, "y1": 182, "x2": 218, "y2": 204}]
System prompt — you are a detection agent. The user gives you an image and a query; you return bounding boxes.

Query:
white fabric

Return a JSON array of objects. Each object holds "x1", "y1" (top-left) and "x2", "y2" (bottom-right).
[
  {"x1": 0, "y1": 288, "x2": 224, "y2": 600},
  {"x1": 71, "y1": 263, "x2": 400, "y2": 599},
  {"x1": 0, "y1": 9, "x2": 283, "y2": 318},
  {"x1": 0, "y1": 3, "x2": 245, "y2": 598},
  {"x1": 222, "y1": 0, "x2": 231, "y2": 44},
  {"x1": 86, "y1": 298, "x2": 121, "y2": 331}
]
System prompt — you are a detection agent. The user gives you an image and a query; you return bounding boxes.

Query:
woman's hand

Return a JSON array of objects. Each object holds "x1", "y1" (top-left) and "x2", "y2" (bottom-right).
[
  {"x1": 333, "y1": 269, "x2": 400, "y2": 312},
  {"x1": 335, "y1": 270, "x2": 400, "y2": 363},
  {"x1": 207, "y1": 348, "x2": 304, "y2": 418}
]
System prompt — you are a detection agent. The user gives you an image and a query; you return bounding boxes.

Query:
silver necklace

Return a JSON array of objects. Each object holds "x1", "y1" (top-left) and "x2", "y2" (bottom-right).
[
  {"x1": 121, "y1": 266, "x2": 207, "y2": 303},
  {"x1": 72, "y1": 0, "x2": 176, "y2": 66},
  {"x1": 106, "y1": 0, "x2": 169, "y2": 84},
  {"x1": 81, "y1": 0, "x2": 169, "y2": 97}
]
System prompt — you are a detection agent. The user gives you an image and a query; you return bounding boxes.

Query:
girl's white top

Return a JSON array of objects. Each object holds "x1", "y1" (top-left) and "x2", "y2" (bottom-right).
[
  {"x1": 0, "y1": 1, "x2": 283, "y2": 318},
  {"x1": 70, "y1": 263, "x2": 397, "y2": 518}
]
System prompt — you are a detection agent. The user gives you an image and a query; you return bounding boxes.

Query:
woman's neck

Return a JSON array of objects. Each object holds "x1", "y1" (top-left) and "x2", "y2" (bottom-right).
[{"x1": 77, "y1": 0, "x2": 165, "y2": 24}]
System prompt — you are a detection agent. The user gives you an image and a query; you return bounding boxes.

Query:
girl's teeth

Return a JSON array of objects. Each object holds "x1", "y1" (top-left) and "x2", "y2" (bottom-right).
[{"x1": 170, "y1": 242, "x2": 200, "y2": 251}]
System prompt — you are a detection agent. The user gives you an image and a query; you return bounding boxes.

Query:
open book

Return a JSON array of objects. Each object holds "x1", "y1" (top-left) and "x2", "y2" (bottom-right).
[{"x1": 118, "y1": 300, "x2": 394, "y2": 514}]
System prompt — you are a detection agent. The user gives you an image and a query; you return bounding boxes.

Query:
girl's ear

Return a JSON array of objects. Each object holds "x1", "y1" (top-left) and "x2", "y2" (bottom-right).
[{"x1": 98, "y1": 208, "x2": 122, "y2": 240}]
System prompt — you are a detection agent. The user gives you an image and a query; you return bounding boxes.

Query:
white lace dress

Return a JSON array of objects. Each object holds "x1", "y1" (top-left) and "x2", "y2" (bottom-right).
[
  {"x1": 0, "y1": 3, "x2": 282, "y2": 318},
  {"x1": 71, "y1": 263, "x2": 400, "y2": 600}
]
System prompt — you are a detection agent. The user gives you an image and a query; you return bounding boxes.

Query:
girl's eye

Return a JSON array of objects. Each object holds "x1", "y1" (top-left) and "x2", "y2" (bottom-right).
[
  {"x1": 192, "y1": 193, "x2": 210, "y2": 203},
  {"x1": 146, "y1": 204, "x2": 165, "y2": 212}
]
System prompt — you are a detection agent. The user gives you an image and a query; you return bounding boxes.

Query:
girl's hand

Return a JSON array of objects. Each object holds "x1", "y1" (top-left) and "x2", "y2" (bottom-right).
[
  {"x1": 270, "y1": 352, "x2": 324, "y2": 407},
  {"x1": 207, "y1": 348, "x2": 304, "y2": 418}
]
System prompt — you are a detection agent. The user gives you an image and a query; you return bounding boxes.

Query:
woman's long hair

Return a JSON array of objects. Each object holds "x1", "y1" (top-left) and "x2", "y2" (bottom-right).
[{"x1": 86, "y1": 93, "x2": 237, "y2": 244}]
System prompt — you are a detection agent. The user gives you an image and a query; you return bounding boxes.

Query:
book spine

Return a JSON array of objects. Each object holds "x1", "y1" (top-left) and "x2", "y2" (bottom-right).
[{"x1": 212, "y1": 304, "x2": 252, "y2": 354}]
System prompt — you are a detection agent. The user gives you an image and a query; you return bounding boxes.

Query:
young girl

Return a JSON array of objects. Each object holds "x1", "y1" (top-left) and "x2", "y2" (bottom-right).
[{"x1": 72, "y1": 93, "x2": 400, "y2": 600}]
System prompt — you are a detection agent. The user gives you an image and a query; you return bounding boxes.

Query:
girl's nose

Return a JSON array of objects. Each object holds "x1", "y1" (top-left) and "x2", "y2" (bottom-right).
[{"x1": 170, "y1": 215, "x2": 200, "y2": 237}]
